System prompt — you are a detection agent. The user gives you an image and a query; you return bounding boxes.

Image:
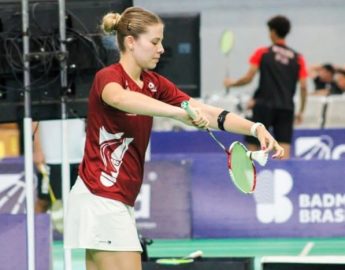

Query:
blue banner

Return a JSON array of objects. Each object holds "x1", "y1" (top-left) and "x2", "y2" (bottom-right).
[
  {"x1": 190, "y1": 154, "x2": 345, "y2": 238},
  {"x1": 292, "y1": 129, "x2": 345, "y2": 159},
  {"x1": 0, "y1": 157, "x2": 26, "y2": 214},
  {"x1": 0, "y1": 214, "x2": 51, "y2": 270},
  {"x1": 135, "y1": 160, "x2": 192, "y2": 238},
  {"x1": 2, "y1": 153, "x2": 345, "y2": 239},
  {"x1": 151, "y1": 129, "x2": 345, "y2": 160}
]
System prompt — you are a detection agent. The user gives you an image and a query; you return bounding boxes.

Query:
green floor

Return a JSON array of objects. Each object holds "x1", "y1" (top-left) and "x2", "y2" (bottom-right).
[{"x1": 53, "y1": 238, "x2": 345, "y2": 270}]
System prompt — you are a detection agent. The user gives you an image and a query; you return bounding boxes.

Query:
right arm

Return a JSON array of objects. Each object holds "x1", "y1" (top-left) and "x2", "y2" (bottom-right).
[
  {"x1": 295, "y1": 78, "x2": 308, "y2": 125},
  {"x1": 307, "y1": 64, "x2": 322, "y2": 79},
  {"x1": 101, "y1": 82, "x2": 208, "y2": 127},
  {"x1": 223, "y1": 65, "x2": 258, "y2": 88}
]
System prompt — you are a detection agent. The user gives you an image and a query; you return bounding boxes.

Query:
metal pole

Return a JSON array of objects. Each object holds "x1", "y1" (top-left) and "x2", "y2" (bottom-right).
[
  {"x1": 21, "y1": 0, "x2": 35, "y2": 270},
  {"x1": 58, "y1": 0, "x2": 72, "y2": 269}
]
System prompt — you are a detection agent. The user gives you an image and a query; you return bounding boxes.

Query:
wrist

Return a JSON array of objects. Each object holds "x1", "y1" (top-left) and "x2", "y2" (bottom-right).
[{"x1": 250, "y1": 122, "x2": 264, "y2": 138}]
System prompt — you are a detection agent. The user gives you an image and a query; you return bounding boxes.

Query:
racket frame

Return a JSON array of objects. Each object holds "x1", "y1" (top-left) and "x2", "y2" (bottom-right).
[
  {"x1": 156, "y1": 258, "x2": 194, "y2": 265},
  {"x1": 228, "y1": 141, "x2": 257, "y2": 193}
]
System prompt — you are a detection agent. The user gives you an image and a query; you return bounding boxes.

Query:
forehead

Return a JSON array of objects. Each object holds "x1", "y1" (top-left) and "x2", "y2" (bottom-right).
[{"x1": 141, "y1": 23, "x2": 164, "y2": 39}]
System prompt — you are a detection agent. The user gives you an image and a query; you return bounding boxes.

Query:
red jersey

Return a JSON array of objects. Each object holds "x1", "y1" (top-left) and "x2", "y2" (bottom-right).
[{"x1": 79, "y1": 63, "x2": 190, "y2": 206}]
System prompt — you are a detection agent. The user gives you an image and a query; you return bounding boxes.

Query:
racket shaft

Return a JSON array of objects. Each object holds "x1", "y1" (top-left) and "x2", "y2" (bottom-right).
[
  {"x1": 182, "y1": 101, "x2": 228, "y2": 153},
  {"x1": 207, "y1": 130, "x2": 227, "y2": 153}
]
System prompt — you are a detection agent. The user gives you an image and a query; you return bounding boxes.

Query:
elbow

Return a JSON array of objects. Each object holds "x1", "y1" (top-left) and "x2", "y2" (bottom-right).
[{"x1": 243, "y1": 76, "x2": 253, "y2": 84}]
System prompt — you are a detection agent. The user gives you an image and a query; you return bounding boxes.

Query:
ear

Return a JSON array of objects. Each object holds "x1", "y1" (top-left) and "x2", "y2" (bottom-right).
[{"x1": 125, "y1": 35, "x2": 135, "y2": 51}]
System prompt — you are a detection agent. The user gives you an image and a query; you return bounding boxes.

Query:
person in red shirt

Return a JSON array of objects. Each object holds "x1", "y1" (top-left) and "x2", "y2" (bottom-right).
[
  {"x1": 65, "y1": 7, "x2": 284, "y2": 270},
  {"x1": 224, "y1": 15, "x2": 308, "y2": 159}
]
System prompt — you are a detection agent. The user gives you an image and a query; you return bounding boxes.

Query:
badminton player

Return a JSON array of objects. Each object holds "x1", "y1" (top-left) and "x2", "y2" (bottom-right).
[
  {"x1": 64, "y1": 7, "x2": 284, "y2": 270},
  {"x1": 223, "y1": 15, "x2": 308, "y2": 159}
]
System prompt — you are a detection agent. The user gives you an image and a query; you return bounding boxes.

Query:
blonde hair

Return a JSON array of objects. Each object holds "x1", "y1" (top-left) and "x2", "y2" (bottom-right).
[{"x1": 101, "y1": 7, "x2": 163, "y2": 52}]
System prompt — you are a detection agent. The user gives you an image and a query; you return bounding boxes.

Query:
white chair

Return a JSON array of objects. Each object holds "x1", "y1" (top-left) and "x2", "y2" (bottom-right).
[
  {"x1": 295, "y1": 95, "x2": 327, "y2": 129},
  {"x1": 324, "y1": 95, "x2": 345, "y2": 128},
  {"x1": 39, "y1": 119, "x2": 86, "y2": 164}
]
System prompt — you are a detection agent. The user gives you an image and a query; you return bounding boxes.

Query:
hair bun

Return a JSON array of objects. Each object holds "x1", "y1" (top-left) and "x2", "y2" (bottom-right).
[{"x1": 102, "y1": 12, "x2": 121, "y2": 33}]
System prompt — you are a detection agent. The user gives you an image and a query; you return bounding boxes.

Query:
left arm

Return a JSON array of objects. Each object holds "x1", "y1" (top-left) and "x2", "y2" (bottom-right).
[
  {"x1": 32, "y1": 122, "x2": 46, "y2": 166},
  {"x1": 224, "y1": 65, "x2": 258, "y2": 88},
  {"x1": 189, "y1": 99, "x2": 284, "y2": 158},
  {"x1": 295, "y1": 78, "x2": 308, "y2": 124}
]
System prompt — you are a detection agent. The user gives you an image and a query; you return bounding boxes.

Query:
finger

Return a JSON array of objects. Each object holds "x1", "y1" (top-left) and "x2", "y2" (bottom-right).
[
  {"x1": 193, "y1": 118, "x2": 209, "y2": 129},
  {"x1": 259, "y1": 136, "x2": 272, "y2": 152},
  {"x1": 272, "y1": 146, "x2": 285, "y2": 159},
  {"x1": 265, "y1": 137, "x2": 275, "y2": 152}
]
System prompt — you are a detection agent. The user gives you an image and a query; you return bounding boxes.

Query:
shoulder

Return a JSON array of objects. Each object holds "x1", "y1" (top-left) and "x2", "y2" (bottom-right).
[
  {"x1": 142, "y1": 69, "x2": 161, "y2": 82},
  {"x1": 142, "y1": 70, "x2": 171, "y2": 88},
  {"x1": 249, "y1": 46, "x2": 270, "y2": 65},
  {"x1": 255, "y1": 46, "x2": 270, "y2": 54},
  {"x1": 95, "y1": 64, "x2": 122, "y2": 79}
]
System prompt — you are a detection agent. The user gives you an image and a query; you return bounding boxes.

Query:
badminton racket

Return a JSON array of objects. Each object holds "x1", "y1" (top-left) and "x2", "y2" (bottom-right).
[
  {"x1": 220, "y1": 30, "x2": 235, "y2": 94},
  {"x1": 38, "y1": 164, "x2": 64, "y2": 233},
  {"x1": 181, "y1": 101, "x2": 268, "y2": 194},
  {"x1": 156, "y1": 250, "x2": 203, "y2": 265}
]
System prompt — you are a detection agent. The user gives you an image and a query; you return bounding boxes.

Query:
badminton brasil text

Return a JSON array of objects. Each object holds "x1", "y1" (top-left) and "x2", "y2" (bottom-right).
[{"x1": 299, "y1": 193, "x2": 345, "y2": 223}]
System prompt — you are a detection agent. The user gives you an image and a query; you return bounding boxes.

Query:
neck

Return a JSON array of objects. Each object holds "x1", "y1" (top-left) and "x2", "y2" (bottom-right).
[
  {"x1": 273, "y1": 37, "x2": 286, "y2": 45},
  {"x1": 119, "y1": 55, "x2": 142, "y2": 82}
]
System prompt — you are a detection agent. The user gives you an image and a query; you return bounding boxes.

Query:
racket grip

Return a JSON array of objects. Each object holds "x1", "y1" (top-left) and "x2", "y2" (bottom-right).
[{"x1": 181, "y1": 101, "x2": 198, "y2": 120}]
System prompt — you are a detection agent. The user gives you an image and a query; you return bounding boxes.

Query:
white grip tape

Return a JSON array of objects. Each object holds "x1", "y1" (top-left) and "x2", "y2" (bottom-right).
[{"x1": 250, "y1": 122, "x2": 264, "y2": 138}]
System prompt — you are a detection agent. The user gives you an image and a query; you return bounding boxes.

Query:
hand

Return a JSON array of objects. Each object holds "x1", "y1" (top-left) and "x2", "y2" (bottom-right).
[
  {"x1": 191, "y1": 108, "x2": 210, "y2": 129},
  {"x1": 256, "y1": 125, "x2": 285, "y2": 159},
  {"x1": 294, "y1": 112, "x2": 303, "y2": 125},
  {"x1": 246, "y1": 98, "x2": 256, "y2": 110},
  {"x1": 223, "y1": 78, "x2": 235, "y2": 89},
  {"x1": 33, "y1": 150, "x2": 45, "y2": 166},
  {"x1": 175, "y1": 108, "x2": 209, "y2": 129}
]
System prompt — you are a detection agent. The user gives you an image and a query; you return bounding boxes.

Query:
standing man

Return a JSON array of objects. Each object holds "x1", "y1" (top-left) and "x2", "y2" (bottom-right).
[{"x1": 224, "y1": 15, "x2": 308, "y2": 158}]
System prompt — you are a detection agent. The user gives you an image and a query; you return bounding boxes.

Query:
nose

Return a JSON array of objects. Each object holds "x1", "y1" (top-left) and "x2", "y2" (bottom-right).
[{"x1": 158, "y1": 43, "x2": 164, "y2": 54}]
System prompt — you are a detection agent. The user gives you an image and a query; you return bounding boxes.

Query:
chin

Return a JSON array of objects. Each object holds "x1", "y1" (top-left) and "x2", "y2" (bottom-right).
[{"x1": 146, "y1": 63, "x2": 157, "y2": 70}]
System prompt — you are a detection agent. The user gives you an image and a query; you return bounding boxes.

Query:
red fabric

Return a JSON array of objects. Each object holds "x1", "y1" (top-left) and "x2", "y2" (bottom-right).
[
  {"x1": 249, "y1": 47, "x2": 269, "y2": 66},
  {"x1": 297, "y1": 55, "x2": 308, "y2": 79},
  {"x1": 79, "y1": 63, "x2": 190, "y2": 206}
]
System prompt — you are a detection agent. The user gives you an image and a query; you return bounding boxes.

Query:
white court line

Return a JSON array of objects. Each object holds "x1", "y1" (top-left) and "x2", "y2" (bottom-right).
[{"x1": 299, "y1": 241, "x2": 315, "y2": 256}]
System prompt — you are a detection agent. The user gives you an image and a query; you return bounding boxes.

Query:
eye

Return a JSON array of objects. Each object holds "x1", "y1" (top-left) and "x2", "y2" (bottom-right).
[{"x1": 151, "y1": 39, "x2": 162, "y2": 46}]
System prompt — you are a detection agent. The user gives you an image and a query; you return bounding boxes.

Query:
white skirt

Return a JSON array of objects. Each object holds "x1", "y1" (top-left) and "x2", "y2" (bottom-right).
[{"x1": 64, "y1": 177, "x2": 142, "y2": 252}]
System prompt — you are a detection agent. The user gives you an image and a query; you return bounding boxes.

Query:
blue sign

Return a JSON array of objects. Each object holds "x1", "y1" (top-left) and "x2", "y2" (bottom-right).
[
  {"x1": 135, "y1": 160, "x2": 192, "y2": 238},
  {"x1": 151, "y1": 129, "x2": 345, "y2": 160},
  {"x1": 190, "y1": 154, "x2": 345, "y2": 238},
  {"x1": 0, "y1": 157, "x2": 26, "y2": 214},
  {"x1": 292, "y1": 129, "x2": 345, "y2": 159}
]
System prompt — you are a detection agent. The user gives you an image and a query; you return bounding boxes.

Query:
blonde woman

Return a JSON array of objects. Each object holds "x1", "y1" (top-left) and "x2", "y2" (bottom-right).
[{"x1": 64, "y1": 7, "x2": 284, "y2": 270}]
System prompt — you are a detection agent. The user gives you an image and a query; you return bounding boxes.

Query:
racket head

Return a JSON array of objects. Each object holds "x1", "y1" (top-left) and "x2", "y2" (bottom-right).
[
  {"x1": 227, "y1": 141, "x2": 256, "y2": 193},
  {"x1": 156, "y1": 258, "x2": 194, "y2": 265},
  {"x1": 220, "y1": 30, "x2": 235, "y2": 56}
]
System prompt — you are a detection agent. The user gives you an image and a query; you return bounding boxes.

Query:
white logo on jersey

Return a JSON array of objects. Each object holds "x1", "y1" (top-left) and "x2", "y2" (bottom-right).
[
  {"x1": 272, "y1": 45, "x2": 294, "y2": 65},
  {"x1": 148, "y1": 81, "x2": 157, "y2": 92},
  {"x1": 254, "y1": 169, "x2": 293, "y2": 223},
  {"x1": 99, "y1": 126, "x2": 133, "y2": 187}
]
